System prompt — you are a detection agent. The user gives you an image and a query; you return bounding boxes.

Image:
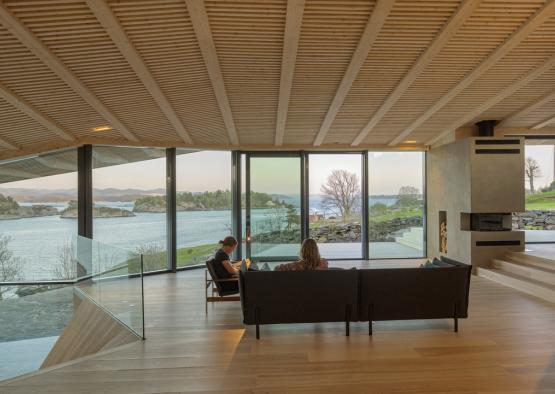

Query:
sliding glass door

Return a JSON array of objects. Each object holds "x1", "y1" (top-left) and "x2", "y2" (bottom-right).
[
  {"x1": 246, "y1": 154, "x2": 302, "y2": 260},
  {"x1": 308, "y1": 153, "x2": 363, "y2": 259},
  {"x1": 368, "y1": 152, "x2": 425, "y2": 258}
]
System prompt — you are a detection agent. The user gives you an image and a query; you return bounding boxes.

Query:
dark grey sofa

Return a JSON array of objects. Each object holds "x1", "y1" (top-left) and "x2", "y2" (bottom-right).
[
  {"x1": 239, "y1": 270, "x2": 358, "y2": 339},
  {"x1": 358, "y1": 257, "x2": 472, "y2": 335},
  {"x1": 239, "y1": 257, "x2": 471, "y2": 339}
]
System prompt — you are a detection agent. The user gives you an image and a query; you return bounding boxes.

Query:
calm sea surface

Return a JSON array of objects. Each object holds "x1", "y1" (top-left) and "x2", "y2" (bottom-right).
[{"x1": 2, "y1": 197, "x2": 398, "y2": 280}]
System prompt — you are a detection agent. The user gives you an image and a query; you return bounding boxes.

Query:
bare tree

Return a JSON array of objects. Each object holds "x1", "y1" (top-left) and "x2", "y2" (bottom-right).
[
  {"x1": 135, "y1": 243, "x2": 166, "y2": 272},
  {"x1": 0, "y1": 235, "x2": 22, "y2": 300},
  {"x1": 525, "y1": 157, "x2": 542, "y2": 193},
  {"x1": 53, "y1": 240, "x2": 77, "y2": 280},
  {"x1": 321, "y1": 170, "x2": 361, "y2": 220}
]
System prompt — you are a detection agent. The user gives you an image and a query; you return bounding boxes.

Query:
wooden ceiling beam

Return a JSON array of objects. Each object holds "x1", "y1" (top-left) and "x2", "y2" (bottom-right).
[
  {"x1": 390, "y1": 0, "x2": 555, "y2": 146},
  {"x1": 0, "y1": 2, "x2": 140, "y2": 143},
  {"x1": 351, "y1": 0, "x2": 481, "y2": 147},
  {"x1": 275, "y1": 0, "x2": 305, "y2": 146},
  {"x1": 185, "y1": 0, "x2": 239, "y2": 146},
  {"x1": 0, "y1": 82, "x2": 75, "y2": 142},
  {"x1": 532, "y1": 114, "x2": 555, "y2": 130},
  {"x1": 313, "y1": 0, "x2": 395, "y2": 147},
  {"x1": 427, "y1": 52, "x2": 555, "y2": 146},
  {"x1": 497, "y1": 90, "x2": 555, "y2": 128},
  {"x1": 0, "y1": 136, "x2": 20, "y2": 151},
  {"x1": 86, "y1": 0, "x2": 193, "y2": 145}
]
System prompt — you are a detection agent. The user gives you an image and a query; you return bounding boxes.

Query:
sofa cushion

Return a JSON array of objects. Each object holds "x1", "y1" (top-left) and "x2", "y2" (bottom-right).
[{"x1": 420, "y1": 260, "x2": 438, "y2": 268}]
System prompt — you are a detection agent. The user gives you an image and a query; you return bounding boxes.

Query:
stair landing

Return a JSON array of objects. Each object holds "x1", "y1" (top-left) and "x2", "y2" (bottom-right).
[{"x1": 478, "y1": 246, "x2": 555, "y2": 304}]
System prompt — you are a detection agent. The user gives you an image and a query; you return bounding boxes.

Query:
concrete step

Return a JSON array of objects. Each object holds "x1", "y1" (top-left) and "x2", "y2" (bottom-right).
[
  {"x1": 506, "y1": 251, "x2": 555, "y2": 271},
  {"x1": 492, "y1": 259, "x2": 555, "y2": 286},
  {"x1": 477, "y1": 267, "x2": 555, "y2": 303},
  {"x1": 395, "y1": 227, "x2": 423, "y2": 249}
]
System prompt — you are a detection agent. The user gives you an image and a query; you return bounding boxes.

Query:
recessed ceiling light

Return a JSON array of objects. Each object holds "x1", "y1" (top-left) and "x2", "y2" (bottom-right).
[
  {"x1": 403, "y1": 140, "x2": 418, "y2": 144},
  {"x1": 92, "y1": 125, "x2": 112, "y2": 132}
]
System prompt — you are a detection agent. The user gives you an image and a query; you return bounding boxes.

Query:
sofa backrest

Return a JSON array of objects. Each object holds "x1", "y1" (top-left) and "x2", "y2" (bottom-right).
[
  {"x1": 239, "y1": 270, "x2": 359, "y2": 325},
  {"x1": 358, "y1": 265, "x2": 471, "y2": 321}
]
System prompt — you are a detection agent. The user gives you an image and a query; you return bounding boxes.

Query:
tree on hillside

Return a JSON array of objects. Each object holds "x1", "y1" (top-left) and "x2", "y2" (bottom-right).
[
  {"x1": 525, "y1": 157, "x2": 542, "y2": 193},
  {"x1": 396, "y1": 186, "x2": 420, "y2": 207},
  {"x1": 321, "y1": 170, "x2": 361, "y2": 220},
  {"x1": 0, "y1": 235, "x2": 22, "y2": 300}
]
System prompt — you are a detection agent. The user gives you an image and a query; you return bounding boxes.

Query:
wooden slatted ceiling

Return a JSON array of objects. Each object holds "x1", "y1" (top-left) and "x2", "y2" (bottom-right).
[
  {"x1": 283, "y1": 0, "x2": 374, "y2": 146},
  {"x1": 483, "y1": 15, "x2": 555, "y2": 127},
  {"x1": 1, "y1": 0, "x2": 555, "y2": 160},
  {"x1": 4, "y1": 0, "x2": 182, "y2": 145},
  {"x1": 411, "y1": 11, "x2": 555, "y2": 144},
  {"x1": 0, "y1": 23, "x2": 123, "y2": 144},
  {"x1": 498, "y1": 89, "x2": 555, "y2": 127},
  {"x1": 205, "y1": 0, "x2": 285, "y2": 145},
  {"x1": 108, "y1": 0, "x2": 229, "y2": 145},
  {"x1": 325, "y1": 0, "x2": 461, "y2": 146},
  {"x1": 347, "y1": 0, "x2": 547, "y2": 146},
  {"x1": 387, "y1": 0, "x2": 552, "y2": 145}
]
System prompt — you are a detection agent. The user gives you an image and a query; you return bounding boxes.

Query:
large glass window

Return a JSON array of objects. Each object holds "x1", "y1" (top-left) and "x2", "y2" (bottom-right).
[
  {"x1": 92, "y1": 147, "x2": 167, "y2": 272},
  {"x1": 0, "y1": 150, "x2": 77, "y2": 281},
  {"x1": 247, "y1": 155, "x2": 301, "y2": 259},
  {"x1": 515, "y1": 145, "x2": 555, "y2": 243},
  {"x1": 309, "y1": 153, "x2": 363, "y2": 258},
  {"x1": 368, "y1": 152, "x2": 425, "y2": 258},
  {"x1": 176, "y1": 150, "x2": 232, "y2": 268}
]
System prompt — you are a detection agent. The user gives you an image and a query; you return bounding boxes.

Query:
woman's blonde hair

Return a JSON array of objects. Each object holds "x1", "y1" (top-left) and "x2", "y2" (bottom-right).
[{"x1": 299, "y1": 238, "x2": 321, "y2": 270}]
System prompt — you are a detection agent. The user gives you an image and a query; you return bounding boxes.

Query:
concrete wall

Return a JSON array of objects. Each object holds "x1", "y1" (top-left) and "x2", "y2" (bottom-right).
[
  {"x1": 427, "y1": 137, "x2": 525, "y2": 272},
  {"x1": 427, "y1": 139, "x2": 472, "y2": 265}
]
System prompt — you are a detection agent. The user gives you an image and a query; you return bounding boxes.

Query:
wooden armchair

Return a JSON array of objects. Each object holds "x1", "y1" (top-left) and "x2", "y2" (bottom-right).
[{"x1": 205, "y1": 259, "x2": 240, "y2": 314}]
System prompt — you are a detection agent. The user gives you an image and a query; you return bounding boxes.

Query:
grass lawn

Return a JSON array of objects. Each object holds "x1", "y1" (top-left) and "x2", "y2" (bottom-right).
[
  {"x1": 123, "y1": 243, "x2": 218, "y2": 273},
  {"x1": 177, "y1": 243, "x2": 218, "y2": 266},
  {"x1": 525, "y1": 190, "x2": 555, "y2": 210},
  {"x1": 369, "y1": 207, "x2": 423, "y2": 223}
]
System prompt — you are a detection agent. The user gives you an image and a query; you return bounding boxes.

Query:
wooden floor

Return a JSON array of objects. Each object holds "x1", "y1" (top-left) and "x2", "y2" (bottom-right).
[{"x1": 1, "y1": 260, "x2": 555, "y2": 393}]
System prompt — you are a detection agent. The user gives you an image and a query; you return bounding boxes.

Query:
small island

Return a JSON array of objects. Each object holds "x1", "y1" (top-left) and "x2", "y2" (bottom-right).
[
  {"x1": 0, "y1": 194, "x2": 58, "y2": 220},
  {"x1": 60, "y1": 201, "x2": 136, "y2": 219}
]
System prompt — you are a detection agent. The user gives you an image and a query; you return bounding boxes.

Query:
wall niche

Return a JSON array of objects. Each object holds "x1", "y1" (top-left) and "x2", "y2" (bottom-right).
[{"x1": 439, "y1": 211, "x2": 447, "y2": 254}]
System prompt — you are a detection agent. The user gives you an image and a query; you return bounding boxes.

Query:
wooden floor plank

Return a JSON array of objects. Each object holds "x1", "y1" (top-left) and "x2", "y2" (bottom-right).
[{"x1": 1, "y1": 263, "x2": 554, "y2": 393}]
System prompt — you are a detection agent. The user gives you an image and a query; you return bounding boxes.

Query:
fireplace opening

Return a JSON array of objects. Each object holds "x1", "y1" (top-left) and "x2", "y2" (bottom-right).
[{"x1": 470, "y1": 213, "x2": 512, "y2": 231}]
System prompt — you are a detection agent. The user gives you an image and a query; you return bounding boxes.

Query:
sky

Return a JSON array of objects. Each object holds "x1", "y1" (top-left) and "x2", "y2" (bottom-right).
[{"x1": 1, "y1": 147, "x2": 553, "y2": 194}]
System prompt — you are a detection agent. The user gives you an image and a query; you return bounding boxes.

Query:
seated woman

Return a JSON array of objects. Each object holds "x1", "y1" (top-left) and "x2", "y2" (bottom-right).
[
  {"x1": 275, "y1": 238, "x2": 328, "y2": 271},
  {"x1": 211, "y1": 236, "x2": 239, "y2": 294}
]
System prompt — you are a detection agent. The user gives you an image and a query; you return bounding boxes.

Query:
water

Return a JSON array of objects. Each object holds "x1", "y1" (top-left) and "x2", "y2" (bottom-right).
[
  {"x1": 1, "y1": 195, "x2": 401, "y2": 280},
  {"x1": 1, "y1": 207, "x2": 290, "y2": 280}
]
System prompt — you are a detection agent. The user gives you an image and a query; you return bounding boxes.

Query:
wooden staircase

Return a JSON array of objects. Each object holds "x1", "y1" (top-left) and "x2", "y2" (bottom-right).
[
  {"x1": 477, "y1": 251, "x2": 555, "y2": 303},
  {"x1": 41, "y1": 292, "x2": 140, "y2": 369}
]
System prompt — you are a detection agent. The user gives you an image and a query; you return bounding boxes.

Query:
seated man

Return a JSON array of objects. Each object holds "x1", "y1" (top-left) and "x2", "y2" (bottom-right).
[
  {"x1": 275, "y1": 238, "x2": 328, "y2": 271},
  {"x1": 211, "y1": 236, "x2": 239, "y2": 294}
]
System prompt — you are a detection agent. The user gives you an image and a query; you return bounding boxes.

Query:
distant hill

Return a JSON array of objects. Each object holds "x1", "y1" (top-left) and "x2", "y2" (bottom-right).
[{"x1": 0, "y1": 187, "x2": 165, "y2": 203}]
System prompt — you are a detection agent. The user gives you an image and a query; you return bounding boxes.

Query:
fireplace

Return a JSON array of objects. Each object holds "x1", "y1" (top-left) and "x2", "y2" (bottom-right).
[{"x1": 470, "y1": 213, "x2": 512, "y2": 231}]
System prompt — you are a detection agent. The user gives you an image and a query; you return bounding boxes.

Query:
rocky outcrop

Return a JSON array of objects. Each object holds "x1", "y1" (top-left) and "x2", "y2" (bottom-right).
[
  {"x1": 513, "y1": 211, "x2": 555, "y2": 230},
  {"x1": 252, "y1": 216, "x2": 423, "y2": 244},
  {"x1": 60, "y1": 206, "x2": 135, "y2": 219},
  {"x1": 0, "y1": 205, "x2": 59, "y2": 220}
]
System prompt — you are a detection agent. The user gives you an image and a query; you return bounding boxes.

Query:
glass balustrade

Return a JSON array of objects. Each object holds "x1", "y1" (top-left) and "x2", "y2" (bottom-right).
[
  {"x1": 0, "y1": 236, "x2": 144, "y2": 383},
  {"x1": 74, "y1": 235, "x2": 144, "y2": 339}
]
